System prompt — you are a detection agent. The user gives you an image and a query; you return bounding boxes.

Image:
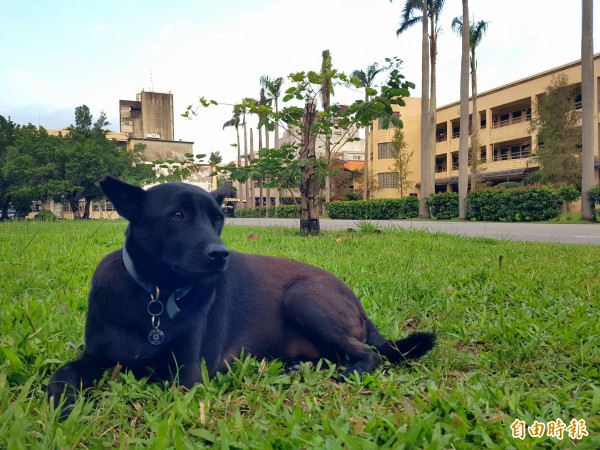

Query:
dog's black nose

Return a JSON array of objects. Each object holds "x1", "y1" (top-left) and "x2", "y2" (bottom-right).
[{"x1": 206, "y1": 243, "x2": 229, "y2": 261}]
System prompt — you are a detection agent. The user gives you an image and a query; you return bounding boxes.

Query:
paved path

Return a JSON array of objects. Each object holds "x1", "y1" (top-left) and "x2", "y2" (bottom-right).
[{"x1": 226, "y1": 218, "x2": 600, "y2": 246}]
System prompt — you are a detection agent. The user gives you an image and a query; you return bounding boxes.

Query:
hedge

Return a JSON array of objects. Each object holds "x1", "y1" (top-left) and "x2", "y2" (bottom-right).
[
  {"x1": 590, "y1": 185, "x2": 600, "y2": 220},
  {"x1": 426, "y1": 192, "x2": 459, "y2": 220},
  {"x1": 466, "y1": 186, "x2": 561, "y2": 222},
  {"x1": 234, "y1": 205, "x2": 300, "y2": 218},
  {"x1": 326, "y1": 197, "x2": 419, "y2": 220},
  {"x1": 589, "y1": 185, "x2": 600, "y2": 206}
]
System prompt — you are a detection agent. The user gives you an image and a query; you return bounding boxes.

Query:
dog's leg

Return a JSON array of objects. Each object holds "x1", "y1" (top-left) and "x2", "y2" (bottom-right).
[
  {"x1": 283, "y1": 281, "x2": 381, "y2": 380},
  {"x1": 175, "y1": 360, "x2": 201, "y2": 389},
  {"x1": 48, "y1": 354, "x2": 106, "y2": 421}
]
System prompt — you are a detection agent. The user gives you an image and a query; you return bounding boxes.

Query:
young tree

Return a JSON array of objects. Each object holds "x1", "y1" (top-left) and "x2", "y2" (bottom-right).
[
  {"x1": 351, "y1": 63, "x2": 386, "y2": 200},
  {"x1": 222, "y1": 107, "x2": 243, "y2": 205},
  {"x1": 260, "y1": 75, "x2": 284, "y2": 205},
  {"x1": 458, "y1": 0, "x2": 470, "y2": 218},
  {"x1": 581, "y1": 0, "x2": 596, "y2": 221},
  {"x1": 190, "y1": 57, "x2": 414, "y2": 235},
  {"x1": 390, "y1": 128, "x2": 414, "y2": 197},
  {"x1": 0, "y1": 115, "x2": 19, "y2": 220},
  {"x1": 528, "y1": 74, "x2": 582, "y2": 186}
]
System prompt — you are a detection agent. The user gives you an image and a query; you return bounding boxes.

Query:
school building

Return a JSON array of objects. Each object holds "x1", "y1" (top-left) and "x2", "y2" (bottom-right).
[{"x1": 370, "y1": 55, "x2": 600, "y2": 199}]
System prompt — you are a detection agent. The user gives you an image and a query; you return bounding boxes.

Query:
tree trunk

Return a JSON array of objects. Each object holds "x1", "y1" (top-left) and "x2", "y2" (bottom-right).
[
  {"x1": 325, "y1": 135, "x2": 331, "y2": 203},
  {"x1": 258, "y1": 126, "x2": 264, "y2": 207},
  {"x1": 419, "y1": 0, "x2": 431, "y2": 217},
  {"x1": 299, "y1": 102, "x2": 320, "y2": 235},
  {"x1": 265, "y1": 128, "x2": 271, "y2": 215},
  {"x1": 274, "y1": 100, "x2": 281, "y2": 207},
  {"x1": 83, "y1": 197, "x2": 92, "y2": 219},
  {"x1": 1, "y1": 196, "x2": 11, "y2": 221},
  {"x1": 69, "y1": 196, "x2": 81, "y2": 219},
  {"x1": 458, "y1": 0, "x2": 470, "y2": 219},
  {"x1": 581, "y1": 0, "x2": 595, "y2": 221},
  {"x1": 250, "y1": 128, "x2": 255, "y2": 208},
  {"x1": 236, "y1": 128, "x2": 243, "y2": 208},
  {"x1": 429, "y1": 24, "x2": 437, "y2": 197},
  {"x1": 363, "y1": 92, "x2": 370, "y2": 200},
  {"x1": 243, "y1": 113, "x2": 250, "y2": 209},
  {"x1": 470, "y1": 62, "x2": 480, "y2": 192}
]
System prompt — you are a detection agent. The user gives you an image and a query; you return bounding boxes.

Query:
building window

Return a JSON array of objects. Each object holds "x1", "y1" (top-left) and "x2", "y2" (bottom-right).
[
  {"x1": 512, "y1": 110, "x2": 522, "y2": 124},
  {"x1": 377, "y1": 112, "x2": 401, "y2": 129},
  {"x1": 435, "y1": 156, "x2": 447, "y2": 173},
  {"x1": 452, "y1": 152, "x2": 459, "y2": 170},
  {"x1": 378, "y1": 172, "x2": 399, "y2": 189},
  {"x1": 378, "y1": 142, "x2": 395, "y2": 159},
  {"x1": 493, "y1": 143, "x2": 530, "y2": 161},
  {"x1": 575, "y1": 94, "x2": 582, "y2": 110},
  {"x1": 436, "y1": 128, "x2": 446, "y2": 142}
]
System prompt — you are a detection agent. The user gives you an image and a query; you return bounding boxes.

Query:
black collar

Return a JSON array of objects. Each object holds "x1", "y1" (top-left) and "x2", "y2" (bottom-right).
[{"x1": 122, "y1": 246, "x2": 193, "y2": 320}]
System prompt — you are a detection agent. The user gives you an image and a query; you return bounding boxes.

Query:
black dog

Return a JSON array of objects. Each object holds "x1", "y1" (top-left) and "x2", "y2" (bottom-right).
[{"x1": 48, "y1": 176, "x2": 435, "y2": 418}]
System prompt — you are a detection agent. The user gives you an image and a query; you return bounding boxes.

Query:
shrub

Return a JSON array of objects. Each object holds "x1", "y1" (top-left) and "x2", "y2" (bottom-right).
[
  {"x1": 466, "y1": 187, "x2": 561, "y2": 222},
  {"x1": 326, "y1": 197, "x2": 419, "y2": 220},
  {"x1": 493, "y1": 181, "x2": 522, "y2": 189},
  {"x1": 234, "y1": 205, "x2": 300, "y2": 218},
  {"x1": 426, "y1": 192, "x2": 459, "y2": 220},
  {"x1": 589, "y1": 185, "x2": 600, "y2": 220},
  {"x1": 555, "y1": 185, "x2": 580, "y2": 203},
  {"x1": 589, "y1": 185, "x2": 600, "y2": 206},
  {"x1": 34, "y1": 210, "x2": 57, "y2": 221}
]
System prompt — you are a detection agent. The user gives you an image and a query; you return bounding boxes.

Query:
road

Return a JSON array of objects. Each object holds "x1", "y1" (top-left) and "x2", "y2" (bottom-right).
[{"x1": 226, "y1": 218, "x2": 600, "y2": 246}]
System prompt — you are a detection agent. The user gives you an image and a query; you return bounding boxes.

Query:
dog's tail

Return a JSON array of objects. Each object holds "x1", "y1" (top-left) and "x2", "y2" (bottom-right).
[{"x1": 368, "y1": 323, "x2": 436, "y2": 363}]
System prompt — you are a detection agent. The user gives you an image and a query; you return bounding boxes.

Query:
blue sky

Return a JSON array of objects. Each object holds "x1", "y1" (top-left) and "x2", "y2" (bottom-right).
[{"x1": 1, "y1": 0, "x2": 598, "y2": 162}]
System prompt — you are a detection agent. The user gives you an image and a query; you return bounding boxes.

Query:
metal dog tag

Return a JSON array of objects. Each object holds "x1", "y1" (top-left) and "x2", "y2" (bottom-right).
[{"x1": 148, "y1": 328, "x2": 165, "y2": 345}]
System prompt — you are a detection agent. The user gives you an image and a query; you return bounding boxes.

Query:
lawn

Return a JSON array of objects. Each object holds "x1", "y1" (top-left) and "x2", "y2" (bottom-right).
[{"x1": 0, "y1": 220, "x2": 598, "y2": 449}]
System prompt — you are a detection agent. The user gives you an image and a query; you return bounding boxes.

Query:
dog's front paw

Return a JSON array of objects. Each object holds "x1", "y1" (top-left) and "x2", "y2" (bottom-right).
[{"x1": 48, "y1": 380, "x2": 77, "y2": 421}]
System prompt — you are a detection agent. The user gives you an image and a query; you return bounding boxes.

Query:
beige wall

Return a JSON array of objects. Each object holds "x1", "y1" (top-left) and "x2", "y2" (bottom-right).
[{"x1": 370, "y1": 96, "x2": 421, "y2": 199}]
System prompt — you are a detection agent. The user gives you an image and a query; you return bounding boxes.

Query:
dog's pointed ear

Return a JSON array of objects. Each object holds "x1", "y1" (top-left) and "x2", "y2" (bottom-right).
[
  {"x1": 99, "y1": 175, "x2": 146, "y2": 222},
  {"x1": 212, "y1": 185, "x2": 230, "y2": 206}
]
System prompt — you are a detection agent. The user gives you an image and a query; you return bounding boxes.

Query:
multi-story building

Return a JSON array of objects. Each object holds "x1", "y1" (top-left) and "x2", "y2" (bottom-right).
[
  {"x1": 278, "y1": 122, "x2": 364, "y2": 160},
  {"x1": 370, "y1": 55, "x2": 600, "y2": 199},
  {"x1": 119, "y1": 89, "x2": 194, "y2": 162}
]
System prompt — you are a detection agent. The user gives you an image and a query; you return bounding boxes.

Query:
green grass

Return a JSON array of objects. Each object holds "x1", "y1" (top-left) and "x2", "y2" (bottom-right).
[{"x1": 0, "y1": 221, "x2": 598, "y2": 449}]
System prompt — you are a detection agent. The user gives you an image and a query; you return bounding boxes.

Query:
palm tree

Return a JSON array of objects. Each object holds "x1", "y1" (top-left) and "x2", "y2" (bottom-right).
[
  {"x1": 257, "y1": 86, "x2": 271, "y2": 208},
  {"x1": 260, "y1": 75, "x2": 284, "y2": 205},
  {"x1": 458, "y1": 0, "x2": 470, "y2": 219},
  {"x1": 241, "y1": 98, "x2": 256, "y2": 209},
  {"x1": 321, "y1": 49, "x2": 334, "y2": 203},
  {"x1": 394, "y1": 0, "x2": 446, "y2": 202},
  {"x1": 451, "y1": 15, "x2": 489, "y2": 192},
  {"x1": 223, "y1": 107, "x2": 243, "y2": 204},
  {"x1": 420, "y1": 0, "x2": 431, "y2": 217},
  {"x1": 351, "y1": 63, "x2": 386, "y2": 200},
  {"x1": 581, "y1": 0, "x2": 595, "y2": 221},
  {"x1": 208, "y1": 151, "x2": 223, "y2": 192}
]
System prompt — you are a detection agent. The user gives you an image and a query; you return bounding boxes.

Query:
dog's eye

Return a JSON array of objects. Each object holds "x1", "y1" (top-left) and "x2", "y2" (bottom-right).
[
  {"x1": 214, "y1": 216, "x2": 224, "y2": 226},
  {"x1": 170, "y1": 211, "x2": 185, "y2": 221}
]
